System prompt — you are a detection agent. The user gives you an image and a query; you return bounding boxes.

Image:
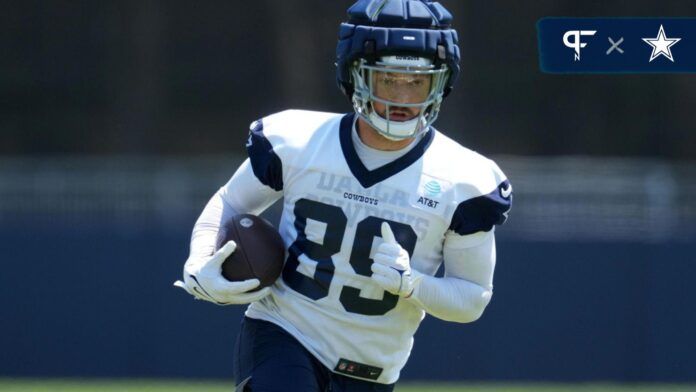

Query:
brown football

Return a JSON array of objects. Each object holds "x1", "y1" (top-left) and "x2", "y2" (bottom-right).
[{"x1": 215, "y1": 214, "x2": 285, "y2": 289}]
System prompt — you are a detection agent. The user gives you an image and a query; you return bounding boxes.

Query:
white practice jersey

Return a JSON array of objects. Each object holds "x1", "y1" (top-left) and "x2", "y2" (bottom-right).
[{"x1": 243, "y1": 110, "x2": 511, "y2": 384}]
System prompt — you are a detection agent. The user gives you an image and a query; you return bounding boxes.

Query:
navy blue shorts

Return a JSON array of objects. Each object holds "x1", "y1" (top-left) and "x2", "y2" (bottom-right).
[{"x1": 233, "y1": 317, "x2": 395, "y2": 392}]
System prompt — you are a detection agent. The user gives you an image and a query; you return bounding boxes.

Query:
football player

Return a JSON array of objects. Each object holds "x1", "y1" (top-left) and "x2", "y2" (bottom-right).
[{"x1": 175, "y1": 1, "x2": 512, "y2": 391}]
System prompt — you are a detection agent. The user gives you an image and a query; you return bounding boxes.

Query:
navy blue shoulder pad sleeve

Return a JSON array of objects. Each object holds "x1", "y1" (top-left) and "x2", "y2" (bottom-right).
[
  {"x1": 449, "y1": 180, "x2": 512, "y2": 236},
  {"x1": 246, "y1": 119, "x2": 283, "y2": 191}
]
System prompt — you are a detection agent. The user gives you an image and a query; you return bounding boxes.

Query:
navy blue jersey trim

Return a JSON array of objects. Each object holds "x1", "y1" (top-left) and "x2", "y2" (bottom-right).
[
  {"x1": 449, "y1": 180, "x2": 512, "y2": 236},
  {"x1": 246, "y1": 119, "x2": 283, "y2": 191},
  {"x1": 339, "y1": 113, "x2": 435, "y2": 189}
]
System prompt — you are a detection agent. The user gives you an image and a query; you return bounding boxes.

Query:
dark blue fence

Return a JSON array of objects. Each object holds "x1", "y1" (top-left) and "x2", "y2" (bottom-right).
[{"x1": 1, "y1": 214, "x2": 694, "y2": 381}]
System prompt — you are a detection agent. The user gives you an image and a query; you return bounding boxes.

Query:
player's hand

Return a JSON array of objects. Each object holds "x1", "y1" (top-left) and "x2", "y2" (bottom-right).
[
  {"x1": 370, "y1": 222, "x2": 424, "y2": 297},
  {"x1": 174, "y1": 240, "x2": 271, "y2": 305}
]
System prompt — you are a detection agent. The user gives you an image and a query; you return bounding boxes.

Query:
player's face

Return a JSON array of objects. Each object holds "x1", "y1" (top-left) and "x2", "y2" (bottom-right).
[{"x1": 371, "y1": 70, "x2": 432, "y2": 122}]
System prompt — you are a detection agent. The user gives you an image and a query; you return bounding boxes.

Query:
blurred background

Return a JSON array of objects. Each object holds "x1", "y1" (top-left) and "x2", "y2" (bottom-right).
[{"x1": 2, "y1": 0, "x2": 695, "y2": 389}]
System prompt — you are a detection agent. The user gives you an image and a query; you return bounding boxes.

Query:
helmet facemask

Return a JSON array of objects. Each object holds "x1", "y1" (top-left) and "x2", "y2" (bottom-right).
[{"x1": 351, "y1": 56, "x2": 450, "y2": 140}]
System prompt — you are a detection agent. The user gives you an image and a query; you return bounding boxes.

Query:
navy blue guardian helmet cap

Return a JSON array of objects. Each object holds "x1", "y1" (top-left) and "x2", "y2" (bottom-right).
[{"x1": 336, "y1": 0, "x2": 461, "y2": 140}]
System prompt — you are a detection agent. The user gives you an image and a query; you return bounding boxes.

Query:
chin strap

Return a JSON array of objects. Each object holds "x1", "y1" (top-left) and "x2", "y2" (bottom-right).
[{"x1": 366, "y1": 110, "x2": 427, "y2": 140}]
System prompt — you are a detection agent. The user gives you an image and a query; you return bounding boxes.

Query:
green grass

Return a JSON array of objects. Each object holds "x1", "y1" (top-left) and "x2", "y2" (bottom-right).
[{"x1": 0, "y1": 379, "x2": 695, "y2": 392}]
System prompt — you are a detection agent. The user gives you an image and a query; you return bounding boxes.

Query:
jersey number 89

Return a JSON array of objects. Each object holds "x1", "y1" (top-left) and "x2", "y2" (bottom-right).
[{"x1": 282, "y1": 198, "x2": 417, "y2": 316}]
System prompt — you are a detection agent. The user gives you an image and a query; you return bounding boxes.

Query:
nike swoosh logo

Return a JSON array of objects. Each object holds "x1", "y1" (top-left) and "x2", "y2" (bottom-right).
[
  {"x1": 500, "y1": 184, "x2": 512, "y2": 198},
  {"x1": 190, "y1": 275, "x2": 228, "y2": 305},
  {"x1": 189, "y1": 275, "x2": 214, "y2": 298}
]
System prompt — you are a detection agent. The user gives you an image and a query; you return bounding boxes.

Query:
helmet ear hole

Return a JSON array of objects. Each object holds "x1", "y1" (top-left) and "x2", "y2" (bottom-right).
[{"x1": 340, "y1": 82, "x2": 354, "y2": 100}]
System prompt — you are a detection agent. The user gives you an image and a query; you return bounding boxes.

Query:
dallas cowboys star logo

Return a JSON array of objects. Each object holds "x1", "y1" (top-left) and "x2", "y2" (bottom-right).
[{"x1": 642, "y1": 24, "x2": 681, "y2": 63}]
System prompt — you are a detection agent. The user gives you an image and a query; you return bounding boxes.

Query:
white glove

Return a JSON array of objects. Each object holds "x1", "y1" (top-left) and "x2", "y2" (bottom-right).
[
  {"x1": 173, "y1": 240, "x2": 271, "y2": 305},
  {"x1": 370, "y1": 222, "x2": 424, "y2": 298}
]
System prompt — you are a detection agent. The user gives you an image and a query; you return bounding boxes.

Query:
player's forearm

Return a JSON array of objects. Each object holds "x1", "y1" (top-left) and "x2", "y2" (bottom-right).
[
  {"x1": 189, "y1": 191, "x2": 239, "y2": 260},
  {"x1": 406, "y1": 230, "x2": 497, "y2": 323},
  {"x1": 189, "y1": 159, "x2": 282, "y2": 260},
  {"x1": 407, "y1": 275, "x2": 492, "y2": 323}
]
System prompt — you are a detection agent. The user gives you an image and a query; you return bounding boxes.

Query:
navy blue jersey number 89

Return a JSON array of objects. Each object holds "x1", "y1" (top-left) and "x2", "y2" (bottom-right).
[{"x1": 282, "y1": 198, "x2": 417, "y2": 316}]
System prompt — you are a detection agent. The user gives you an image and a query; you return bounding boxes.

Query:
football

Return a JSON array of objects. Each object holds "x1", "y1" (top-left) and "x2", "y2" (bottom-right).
[{"x1": 215, "y1": 214, "x2": 285, "y2": 289}]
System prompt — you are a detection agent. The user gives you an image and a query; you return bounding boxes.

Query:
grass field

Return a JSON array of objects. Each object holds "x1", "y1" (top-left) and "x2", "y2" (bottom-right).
[{"x1": 1, "y1": 380, "x2": 695, "y2": 392}]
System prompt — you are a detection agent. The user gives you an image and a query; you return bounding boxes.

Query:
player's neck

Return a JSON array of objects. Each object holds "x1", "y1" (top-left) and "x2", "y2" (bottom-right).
[{"x1": 356, "y1": 117, "x2": 416, "y2": 152}]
